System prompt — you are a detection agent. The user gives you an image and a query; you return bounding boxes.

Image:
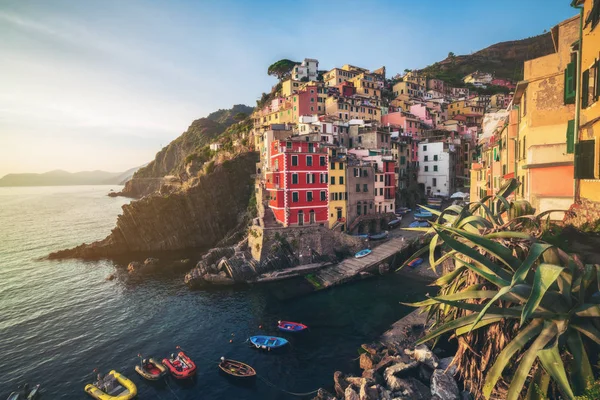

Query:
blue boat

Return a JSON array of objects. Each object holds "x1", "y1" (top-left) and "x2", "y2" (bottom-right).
[
  {"x1": 409, "y1": 221, "x2": 430, "y2": 228},
  {"x1": 368, "y1": 231, "x2": 388, "y2": 241},
  {"x1": 408, "y1": 258, "x2": 424, "y2": 268},
  {"x1": 355, "y1": 249, "x2": 372, "y2": 258},
  {"x1": 249, "y1": 335, "x2": 289, "y2": 350},
  {"x1": 414, "y1": 211, "x2": 433, "y2": 219},
  {"x1": 388, "y1": 219, "x2": 402, "y2": 228}
]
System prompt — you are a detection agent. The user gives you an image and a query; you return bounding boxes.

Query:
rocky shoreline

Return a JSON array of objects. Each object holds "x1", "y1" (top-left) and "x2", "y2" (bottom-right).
[{"x1": 314, "y1": 309, "x2": 469, "y2": 400}]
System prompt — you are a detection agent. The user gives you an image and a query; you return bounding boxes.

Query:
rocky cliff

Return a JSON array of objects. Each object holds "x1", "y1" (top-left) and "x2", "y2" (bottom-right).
[
  {"x1": 118, "y1": 104, "x2": 253, "y2": 198},
  {"x1": 49, "y1": 152, "x2": 259, "y2": 259}
]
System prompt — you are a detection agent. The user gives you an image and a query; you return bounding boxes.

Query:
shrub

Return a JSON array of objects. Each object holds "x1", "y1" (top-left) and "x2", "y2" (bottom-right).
[{"x1": 402, "y1": 179, "x2": 599, "y2": 400}]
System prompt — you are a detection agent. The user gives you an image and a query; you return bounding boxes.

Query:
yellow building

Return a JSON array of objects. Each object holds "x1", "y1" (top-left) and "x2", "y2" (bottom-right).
[
  {"x1": 573, "y1": 0, "x2": 600, "y2": 203},
  {"x1": 281, "y1": 79, "x2": 302, "y2": 97},
  {"x1": 403, "y1": 70, "x2": 428, "y2": 87},
  {"x1": 323, "y1": 67, "x2": 361, "y2": 87},
  {"x1": 325, "y1": 96, "x2": 381, "y2": 122},
  {"x1": 447, "y1": 100, "x2": 485, "y2": 117},
  {"x1": 392, "y1": 81, "x2": 425, "y2": 98},
  {"x1": 328, "y1": 148, "x2": 348, "y2": 231},
  {"x1": 348, "y1": 72, "x2": 382, "y2": 99}
]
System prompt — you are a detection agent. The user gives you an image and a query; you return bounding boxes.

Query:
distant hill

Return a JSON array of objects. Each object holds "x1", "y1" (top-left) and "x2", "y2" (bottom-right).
[
  {"x1": 0, "y1": 169, "x2": 140, "y2": 187},
  {"x1": 206, "y1": 104, "x2": 254, "y2": 127},
  {"x1": 418, "y1": 32, "x2": 555, "y2": 86}
]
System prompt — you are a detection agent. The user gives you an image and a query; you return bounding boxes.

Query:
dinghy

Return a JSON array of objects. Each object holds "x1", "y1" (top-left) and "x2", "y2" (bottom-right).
[
  {"x1": 388, "y1": 219, "x2": 402, "y2": 228},
  {"x1": 84, "y1": 370, "x2": 137, "y2": 400},
  {"x1": 135, "y1": 356, "x2": 167, "y2": 381},
  {"x1": 368, "y1": 231, "x2": 388, "y2": 241},
  {"x1": 219, "y1": 357, "x2": 256, "y2": 379},
  {"x1": 26, "y1": 385, "x2": 40, "y2": 400},
  {"x1": 249, "y1": 335, "x2": 288, "y2": 350},
  {"x1": 407, "y1": 258, "x2": 424, "y2": 268},
  {"x1": 277, "y1": 320, "x2": 308, "y2": 332},
  {"x1": 7, "y1": 384, "x2": 39, "y2": 400},
  {"x1": 355, "y1": 249, "x2": 372, "y2": 258},
  {"x1": 162, "y1": 348, "x2": 197, "y2": 379},
  {"x1": 409, "y1": 221, "x2": 430, "y2": 228}
]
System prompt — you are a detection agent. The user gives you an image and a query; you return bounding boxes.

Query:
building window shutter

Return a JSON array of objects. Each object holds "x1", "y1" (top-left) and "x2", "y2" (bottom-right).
[
  {"x1": 566, "y1": 119, "x2": 575, "y2": 154},
  {"x1": 564, "y1": 62, "x2": 576, "y2": 104},
  {"x1": 596, "y1": 60, "x2": 600, "y2": 100},
  {"x1": 575, "y1": 140, "x2": 596, "y2": 179},
  {"x1": 582, "y1": 69, "x2": 590, "y2": 109}
]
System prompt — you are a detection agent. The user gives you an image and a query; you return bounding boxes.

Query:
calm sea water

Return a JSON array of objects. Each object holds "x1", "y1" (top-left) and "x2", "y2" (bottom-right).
[{"x1": 0, "y1": 186, "x2": 429, "y2": 399}]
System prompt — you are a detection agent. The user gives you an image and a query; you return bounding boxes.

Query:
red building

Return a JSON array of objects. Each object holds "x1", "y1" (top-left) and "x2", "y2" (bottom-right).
[{"x1": 266, "y1": 140, "x2": 329, "y2": 226}]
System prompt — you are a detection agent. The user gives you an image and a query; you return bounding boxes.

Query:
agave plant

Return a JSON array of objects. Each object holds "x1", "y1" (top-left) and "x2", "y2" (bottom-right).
[{"x1": 401, "y1": 179, "x2": 600, "y2": 400}]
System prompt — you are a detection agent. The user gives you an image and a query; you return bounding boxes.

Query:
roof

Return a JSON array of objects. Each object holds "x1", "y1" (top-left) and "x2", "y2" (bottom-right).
[{"x1": 513, "y1": 81, "x2": 529, "y2": 104}]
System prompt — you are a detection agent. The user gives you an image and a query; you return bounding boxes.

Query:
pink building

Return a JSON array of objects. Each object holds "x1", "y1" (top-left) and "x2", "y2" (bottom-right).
[
  {"x1": 491, "y1": 79, "x2": 516, "y2": 90},
  {"x1": 427, "y1": 78, "x2": 445, "y2": 93},
  {"x1": 410, "y1": 104, "x2": 434, "y2": 128}
]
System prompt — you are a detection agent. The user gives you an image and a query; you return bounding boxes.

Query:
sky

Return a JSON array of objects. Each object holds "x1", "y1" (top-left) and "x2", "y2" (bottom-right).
[{"x1": 0, "y1": 0, "x2": 575, "y2": 177}]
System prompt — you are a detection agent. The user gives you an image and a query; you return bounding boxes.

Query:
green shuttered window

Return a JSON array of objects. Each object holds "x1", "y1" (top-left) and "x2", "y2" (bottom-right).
[
  {"x1": 566, "y1": 119, "x2": 575, "y2": 154},
  {"x1": 582, "y1": 69, "x2": 590, "y2": 109},
  {"x1": 575, "y1": 140, "x2": 595, "y2": 179},
  {"x1": 564, "y1": 62, "x2": 576, "y2": 104}
]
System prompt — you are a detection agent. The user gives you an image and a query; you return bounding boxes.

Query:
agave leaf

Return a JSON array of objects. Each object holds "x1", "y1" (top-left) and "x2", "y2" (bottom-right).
[
  {"x1": 482, "y1": 319, "x2": 544, "y2": 399},
  {"x1": 538, "y1": 345, "x2": 575, "y2": 400},
  {"x1": 401, "y1": 227, "x2": 431, "y2": 232},
  {"x1": 469, "y1": 201, "x2": 501, "y2": 225},
  {"x1": 440, "y1": 225, "x2": 521, "y2": 271},
  {"x1": 430, "y1": 296, "x2": 523, "y2": 317},
  {"x1": 431, "y1": 263, "x2": 464, "y2": 286},
  {"x1": 556, "y1": 268, "x2": 573, "y2": 308},
  {"x1": 512, "y1": 243, "x2": 553, "y2": 284},
  {"x1": 451, "y1": 255, "x2": 510, "y2": 288},
  {"x1": 521, "y1": 263, "x2": 564, "y2": 325},
  {"x1": 436, "y1": 227, "x2": 511, "y2": 284},
  {"x1": 417, "y1": 204, "x2": 442, "y2": 216},
  {"x1": 574, "y1": 304, "x2": 600, "y2": 317},
  {"x1": 566, "y1": 330, "x2": 594, "y2": 394},
  {"x1": 457, "y1": 215, "x2": 494, "y2": 230},
  {"x1": 454, "y1": 317, "x2": 504, "y2": 336},
  {"x1": 497, "y1": 177, "x2": 520, "y2": 200},
  {"x1": 535, "y1": 209, "x2": 568, "y2": 222},
  {"x1": 579, "y1": 265, "x2": 595, "y2": 304},
  {"x1": 572, "y1": 322, "x2": 600, "y2": 345},
  {"x1": 524, "y1": 368, "x2": 550, "y2": 400},
  {"x1": 429, "y1": 234, "x2": 439, "y2": 273},
  {"x1": 506, "y1": 322, "x2": 558, "y2": 400},
  {"x1": 468, "y1": 286, "x2": 514, "y2": 333},
  {"x1": 416, "y1": 312, "x2": 519, "y2": 345},
  {"x1": 403, "y1": 289, "x2": 498, "y2": 307},
  {"x1": 484, "y1": 231, "x2": 534, "y2": 240}
]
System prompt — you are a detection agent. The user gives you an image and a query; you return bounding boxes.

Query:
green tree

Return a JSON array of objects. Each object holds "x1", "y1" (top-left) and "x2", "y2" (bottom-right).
[
  {"x1": 233, "y1": 112, "x2": 247, "y2": 122},
  {"x1": 448, "y1": 51, "x2": 456, "y2": 58},
  {"x1": 267, "y1": 59, "x2": 299, "y2": 80}
]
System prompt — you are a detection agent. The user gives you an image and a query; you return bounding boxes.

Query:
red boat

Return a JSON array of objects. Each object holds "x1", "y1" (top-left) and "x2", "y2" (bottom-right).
[
  {"x1": 162, "y1": 348, "x2": 197, "y2": 379},
  {"x1": 277, "y1": 320, "x2": 308, "y2": 333}
]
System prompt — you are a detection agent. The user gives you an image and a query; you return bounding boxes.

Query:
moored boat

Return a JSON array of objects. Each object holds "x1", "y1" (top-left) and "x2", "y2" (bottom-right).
[
  {"x1": 409, "y1": 221, "x2": 430, "y2": 228},
  {"x1": 355, "y1": 249, "x2": 372, "y2": 258},
  {"x1": 135, "y1": 356, "x2": 167, "y2": 381},
  {"x1": 162, "y1": 348, "x2": 197, "y2": 379},
  {"x1": 277, "y1": 320, "x2": 308, "y2": 332},
  {"x1": 26, "y1": 385, "x2": 40, "y2": 400},
  {"x1": 219, "y1": 357, "x2": 256, "y2": 379},
  {"x1": 7, "y1": 383, "x2": 39, "y2": 400},
  {"x1": 368, "y1": 231, "x2": 388, "y2": 241},
  {"x1": 388, "y1": 219, "x2": 402, "y2": 228},
  {"x1": 249, "y1": 335, "x2": 288, "y2": 350},
  {"x1": 84, "y1": 370, "x2": 137, "y2": 400},
  {"x1": 407, "y1": 258, "x2": 424, "y2": 268}
]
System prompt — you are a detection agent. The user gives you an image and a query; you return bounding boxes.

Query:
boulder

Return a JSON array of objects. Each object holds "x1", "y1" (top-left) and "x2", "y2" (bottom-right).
[
  {"x1": 359, "y1": 353, "x2": 375, "y2": 370},
  {"x1": 361, "y1": 343, "x2": 380, "y2": 355},
  {"x1": 386, "y1": 377, "x2": 431, "y2": 399},
  {"x1": 127, "y1": 261, "x2": 143, "y2": 273},
  {"x1": 105, "y1": 273, "x2": 116, "y2": 281},
  {"x1": 405, "y1": 345, "x2": 439, "y2": 369},
  {"x1": 431, "y1": 369, "x2": 459, "y2": 400},
  {"x1": 202, "y1": 273, "x2": 235, "y2": 285},
  {"x1": 438, "y1": 357, "x2": 457, "y2": 376},
  {"x1": 417, "y1": 364, "x2": 433, "y2": 384},
  {"x1": 374, "y1": 356, "x2": 401, "y2": 373},
  {"x1": 384, "y1": 361, "x2": 419, "y2": 380},
  {"x1": 378, "y1": 386, "x2": 393, "y2": 400},
  {"x1": 362, "y1": 369, "x2": 384, "y2": 386},
  {"x1": 359, "y1": 381, "x2": 379, "y2": 400},
  {"x1": 334, "y1": 371, "x2": 349, "y2": 398},
  {"x1": 460, "y1": 391, "x2": 473, "y2": 400},
  {"x1": 312, "y1": 388, "x2": 336, "y2": 400},
  {"x1": 346, "y1": 376, "x2": 368, "y2": 388},
  {"x1": 345, "y1": 386, "x2": 360, "y2": 400}
]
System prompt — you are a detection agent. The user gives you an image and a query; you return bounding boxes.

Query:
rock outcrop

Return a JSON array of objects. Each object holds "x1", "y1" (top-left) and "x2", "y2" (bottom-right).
[{"x1": 49, "y1": 152, "x2": 259, "y2": 259}]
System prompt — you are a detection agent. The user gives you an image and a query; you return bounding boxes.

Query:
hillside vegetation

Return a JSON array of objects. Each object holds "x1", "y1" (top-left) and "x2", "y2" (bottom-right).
[{"x1": 419, "y1": 33, "x2": 555, "y2": 85}]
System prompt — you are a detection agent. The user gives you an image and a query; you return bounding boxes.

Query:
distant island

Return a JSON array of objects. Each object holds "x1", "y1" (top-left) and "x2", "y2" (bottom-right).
[{"x1": 0, "y1": 166, "x2": 141, "y2": 187}]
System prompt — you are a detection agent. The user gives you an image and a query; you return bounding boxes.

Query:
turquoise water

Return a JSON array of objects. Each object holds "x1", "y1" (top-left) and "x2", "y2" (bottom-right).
[{"x1": 0, "y1": 186, "x2": 429, "y2": 399}]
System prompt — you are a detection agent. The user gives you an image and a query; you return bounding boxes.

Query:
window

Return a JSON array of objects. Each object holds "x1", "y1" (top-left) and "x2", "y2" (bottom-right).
[
  {"x1": 362, "y1": 169, "x2": 368, "y2": 177},
  {"x1": 307, "y1": 192, "x2": 313, "y2": 202},
  {"x1": 331, "y1": 162, "x2": 335, "y2": 170},
  {"x1": 357, "y1": 203, "x2": 362, "y2": 215},
  {"x1": 306, "y1": 155, "x2": 313, "y2": 166},
  {"x1": 434, "y1": 165, "x2": 438, "y2": 172},
  {"x1": 400, "y1": 156, "x2": 406, "y2": 165},
  {"x1": 424, "y1": 155, "x2": 428, "y2": 161},
  {"x1": 291, "y1": 155, "x2": 298, "y2": 166},
  {"x1": 292, "y1": 192, "x2": 299, "y2": 202},
  {"x1": 331, "y1": 176, "x2": 336, "y2": 185},
  {"x1": 432, "y1": 178, "x2": 437, "y2": 187},
  {"x1": 356, "y1": 184, "x2": 360, "y2": 192},
  {"x1": 424, "y1": 166, "x2": 429, "y2": 172},
  {"x1": 379, "y1": 188, "x2": 383, "y2": 195},
  {"x1": 567, "y1": 119, "x2": 575, "y2": 154},
  {"x1": 585, "y1": 0, "x2": 600, "y2": 30},
  {"x1": 340, "y1": 176, "x2": 344, "y2": 184},
  {"x1": 379, "y1": 175, "x2": 384, "y2": 182},
  {"x1": 433, "y1": 155, "x2": 438, "y2": 161},
  {"x1": 575, "y1": 140, "x2": 595, "y2": 179},
  {"x1": 320, "y1": 156, "x2": 326, "y2": 166},
  {"x1": 564, "y1": 59, "x2": 576, "y2": 104},
  {"x1": 363, "y1": 184, "x2": 368, "y2": 192},
  {"x1": 423, "y1": 145, "x2": 427, "y2": 151},
  {"x1": 292, "y1": 173, "x2": 298, "y2": 184},
  {"x1": 320, "y1": 191, "x2": 326, "y2": 201}
]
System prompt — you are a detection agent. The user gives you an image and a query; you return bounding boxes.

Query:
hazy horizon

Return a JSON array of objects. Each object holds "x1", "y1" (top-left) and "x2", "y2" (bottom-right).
[{"x1": 0, "y1": 0, "x2": 575, "y2": 177}]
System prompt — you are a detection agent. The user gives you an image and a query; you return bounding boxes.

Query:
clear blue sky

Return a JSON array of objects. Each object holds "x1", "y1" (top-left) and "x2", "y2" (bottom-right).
[{"x1": 0, "y1": 0, "x2": 575, "y2": 177}]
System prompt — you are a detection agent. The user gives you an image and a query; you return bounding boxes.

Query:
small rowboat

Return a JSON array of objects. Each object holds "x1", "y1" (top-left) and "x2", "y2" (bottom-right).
[
  {"x1": 355, "y1": 249, "x2": 372, "y2": 258},
  {"x1": 162, "y1": 350, "x2": 197, "y2": 379},
  {"x1": 408, "y1": 258, "x2": 424, "y2": 268},
  {"x1": 85, "y1": 370, "x2": 137, "y2": 400},
  {"x1": 409, "y1": 221, "x2": 430, "y2": 228},
  {"x1": 219, "y1": 357, "x2": 256, "y2": 379},
  {"x1": 278, "y1": 320, "x2": 308, "y2": 332},
  {"x1": 135, "y1": 357, "x2": 167, "y2": 380},
  {"x1": 368, "y1": 231, "x2": 388, "y2": 241},
  {"x1": 7, "y1": 384, "x2": 40, "y2": 400},
  {"x1": 388, "y1": 219, "x2": 402, "y2": 228},
  {"x1": 249, "y1": 335, "x2": 288, "y2": 350}
]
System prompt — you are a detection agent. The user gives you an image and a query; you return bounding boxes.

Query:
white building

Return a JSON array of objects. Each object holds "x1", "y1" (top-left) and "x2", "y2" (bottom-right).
[
  {"x1": 292, "y1": 58, "x2": 319, "y2": 81},
  {"x1": 418, "y1": 141, "x2": 456, "y2": 197},
  {"x1": 209, "y1": 143, "x2": 222, "y2": 151}
]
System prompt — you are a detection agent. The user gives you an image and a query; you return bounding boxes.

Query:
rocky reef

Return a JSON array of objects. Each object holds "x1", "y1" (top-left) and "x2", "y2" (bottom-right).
[{"x1": 49, "y1": 152, "x2": 259, "y2": 259}]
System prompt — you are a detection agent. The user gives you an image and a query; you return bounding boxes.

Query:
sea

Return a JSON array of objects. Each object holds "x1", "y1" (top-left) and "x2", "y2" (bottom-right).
[{"x1": 0, "y1": 186, "x2": 430, "y2": 399}]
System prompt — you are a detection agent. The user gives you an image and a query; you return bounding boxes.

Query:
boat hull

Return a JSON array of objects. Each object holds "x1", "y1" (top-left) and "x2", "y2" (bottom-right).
[
  {"x1": 355, "y1": 249, "x2": 372, "y2": 258},
  {"x1": 277, "y1": 321, "x2": 308, "y2": 332},
  {"x1": 249, "y1": 335, "x2": 288, "y2": 350},
  {"x1": 84, "y1": 370, "x2": 137, "y2": 400},
  {"x1": 219, "y1": 359, "x2": 257, "y2": 379},
  {"x1": 162, "y1": 352, "x2": 197, "y2": 379},
  {"x1": 135, "y1": 358, "x2": 167, "y2": 381}
]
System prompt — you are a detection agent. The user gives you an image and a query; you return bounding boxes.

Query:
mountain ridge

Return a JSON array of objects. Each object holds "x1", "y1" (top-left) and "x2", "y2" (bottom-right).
[{"x1": 0, "y1": 168, "x2": 141, "y2": 187}]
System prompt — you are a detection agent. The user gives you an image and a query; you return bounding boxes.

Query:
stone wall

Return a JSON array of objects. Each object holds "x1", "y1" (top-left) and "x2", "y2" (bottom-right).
[{"x1": 248, "y1": 225, "x2": 364, "y2": 263}]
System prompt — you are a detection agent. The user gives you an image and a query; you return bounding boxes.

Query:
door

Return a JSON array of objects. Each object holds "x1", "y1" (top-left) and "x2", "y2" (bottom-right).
[
  {"x1": 298, "y1": 211, "x2": 304, "y2": 226},
  {"x1": 309, "y1": 210, "x2": 316, "y2": 224},
  {"x1": 337, "y1": 209, "x2": 342, "y2": 220}
]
